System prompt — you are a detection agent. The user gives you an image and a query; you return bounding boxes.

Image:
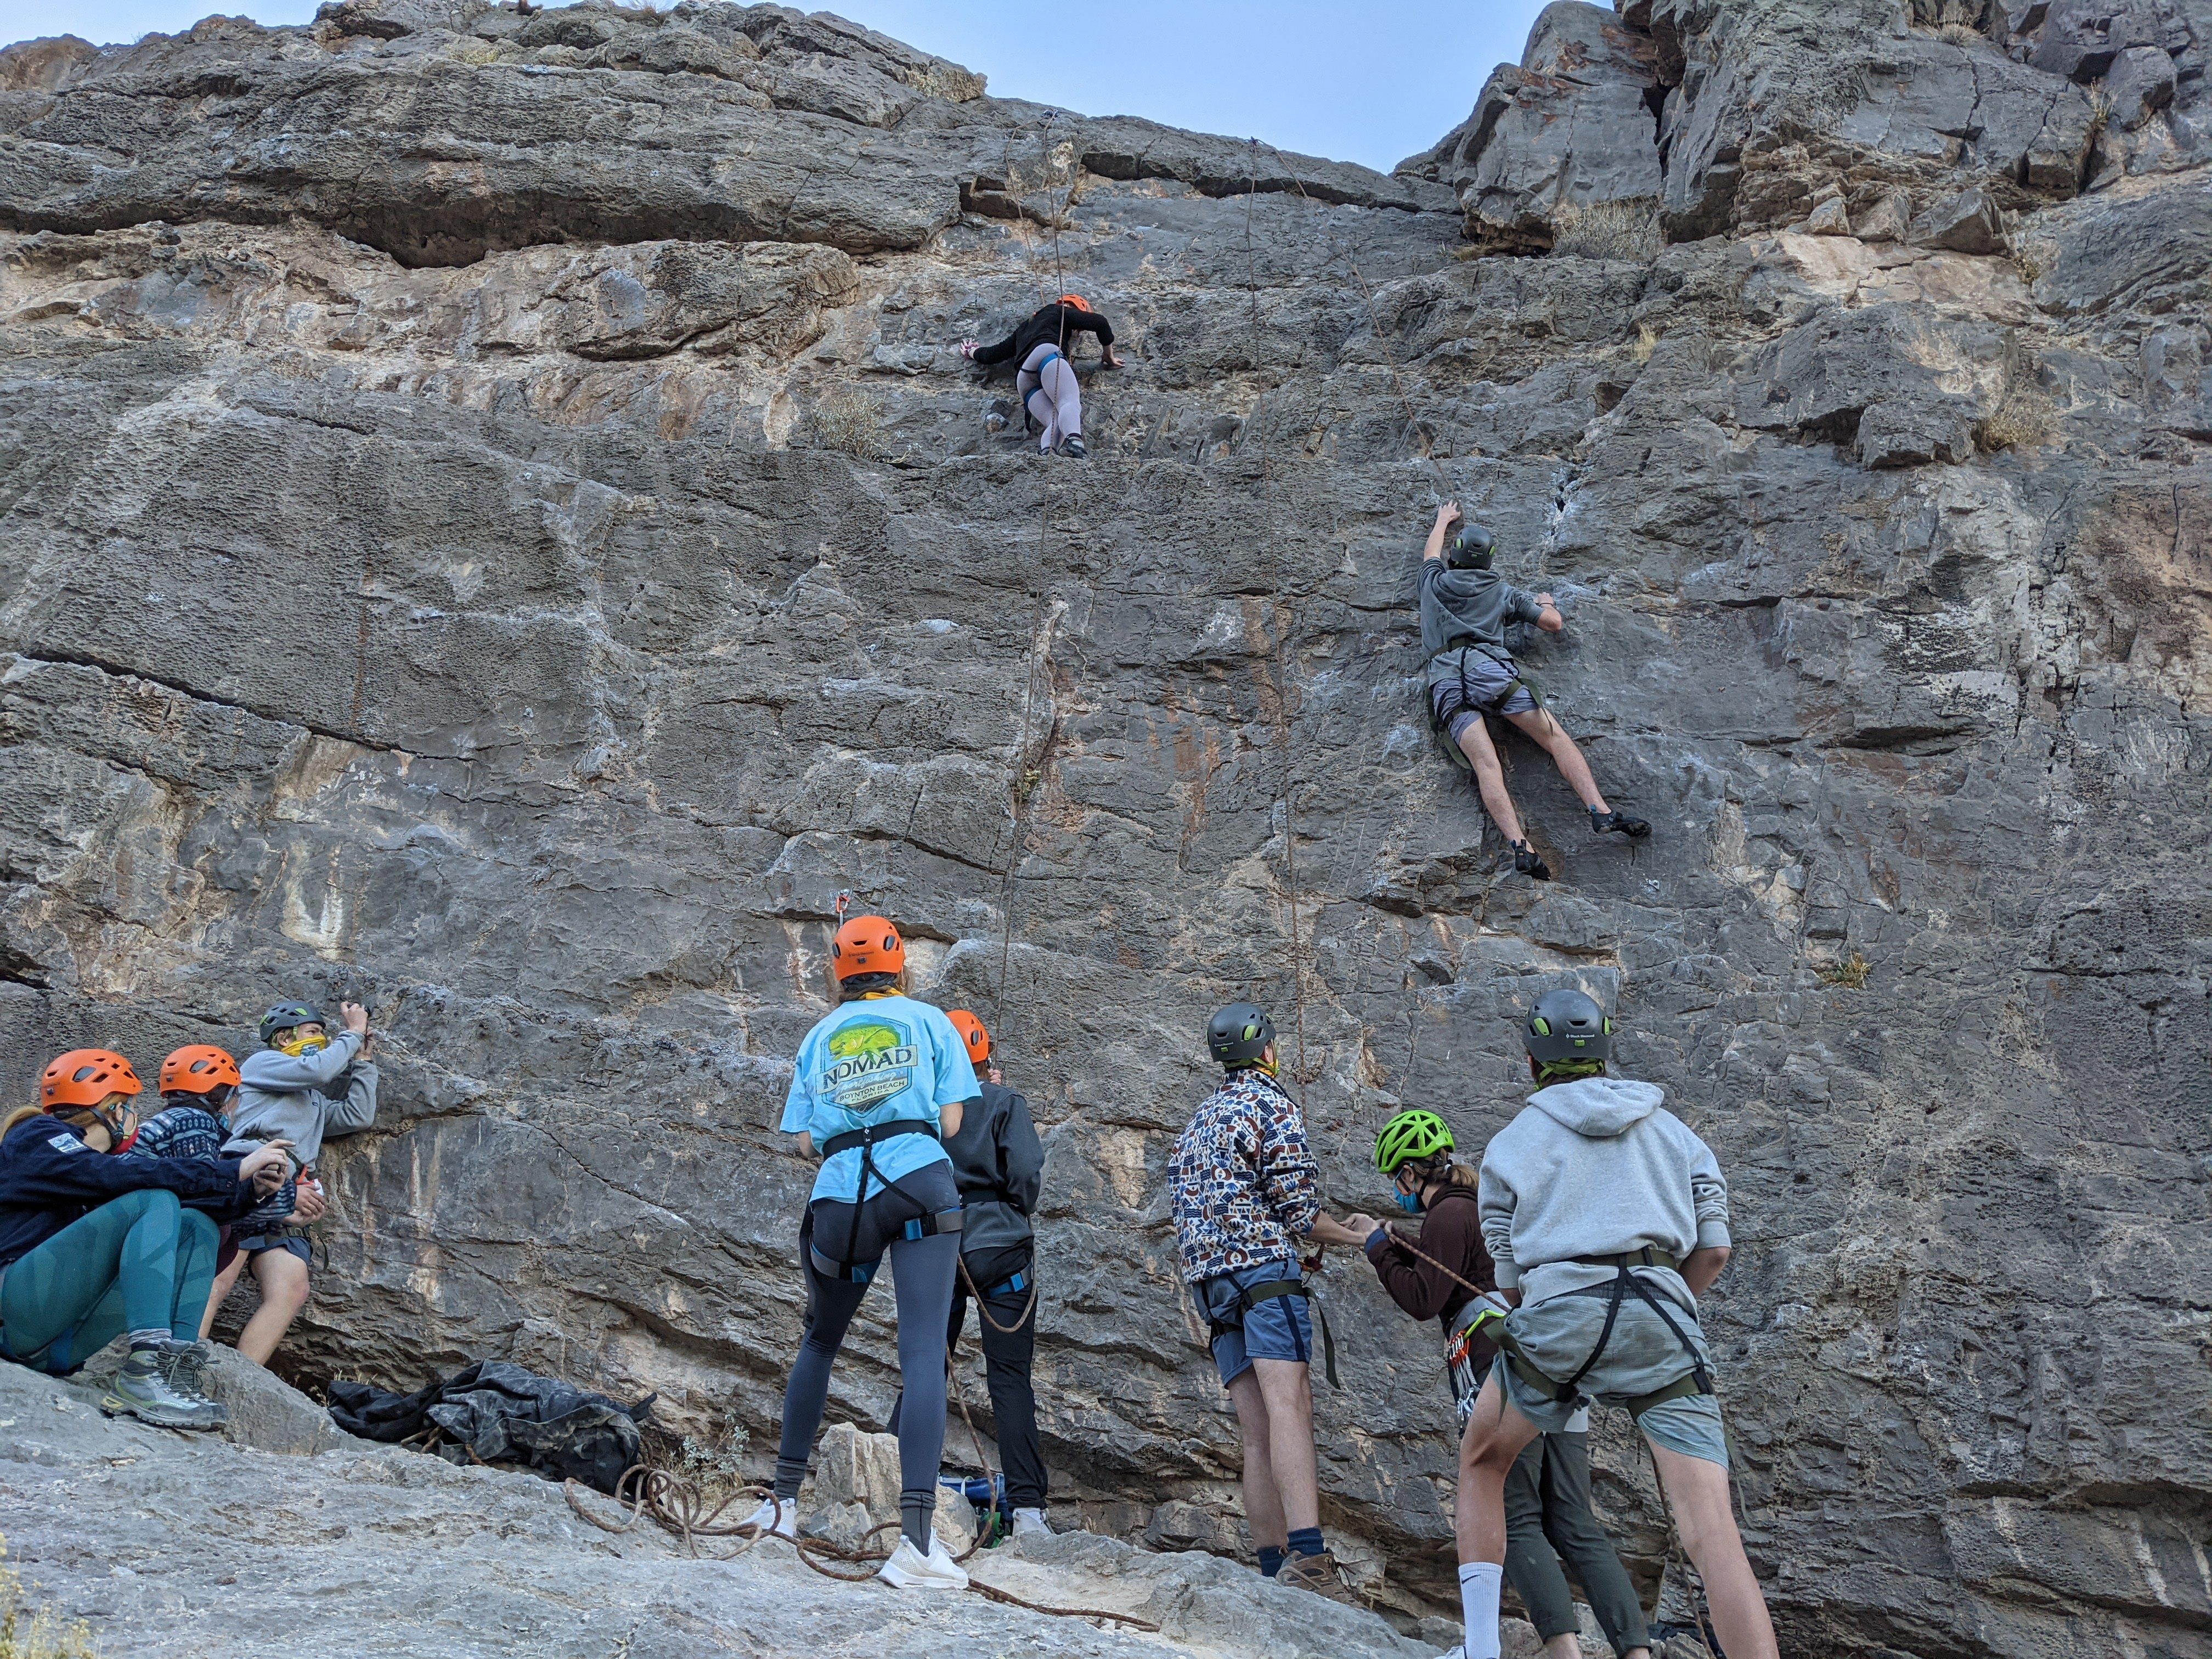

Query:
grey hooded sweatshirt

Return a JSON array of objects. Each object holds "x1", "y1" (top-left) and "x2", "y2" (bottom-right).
[
  {"x1": 1477, "y1": 1076, "x2": 1730, "y2": 1312},
  {"x1": 228, "y1": 1030, "x2": 379, "y2": 1171}
]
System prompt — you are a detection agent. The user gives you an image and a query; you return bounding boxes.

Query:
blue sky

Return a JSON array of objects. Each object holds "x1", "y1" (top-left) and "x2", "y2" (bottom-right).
[{"x1": 3, "y1": 0, "x2": 1551, "y2": 173}]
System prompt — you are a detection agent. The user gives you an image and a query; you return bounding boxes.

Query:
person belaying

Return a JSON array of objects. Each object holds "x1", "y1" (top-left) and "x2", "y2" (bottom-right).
[
  {"x1": 0, "y1": 1048, "x2": 289, "y2": 1428},
  {"x1": 1356, "y1": 1111, "x2": 1652, "y2": 1659},
  {"x1": 888, "y1": 1008, "x2": 1050, "y2": 1539},
  {"x1": 131, "y1": 1045, "x2": 249, "y2": 1338},
  {"x1": 1419, "y1": 502, "x2": 1649, "y2": 881},
  {"x1": 1168, "y1": 1003, "x2": 1370, "y2": 1604},
  {"x1": 961, "y1": 294, "x2": 1122, "y2": 459},
  {"x1": 1452, "y1": 991, "x2": 1777, "y2": 1659},
  {"x1": 215, "y1": 998, "x2": 380, "y2": 1366},
  {"x1": 748, "y1": 914, "x2": 983, "y2": 1589}
]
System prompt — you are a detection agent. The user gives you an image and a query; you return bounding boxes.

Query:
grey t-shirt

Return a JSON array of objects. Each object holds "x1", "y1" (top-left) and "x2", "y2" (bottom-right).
[{"x1": 1420, "y1": 560, "x2": 1544, "y2": 670}]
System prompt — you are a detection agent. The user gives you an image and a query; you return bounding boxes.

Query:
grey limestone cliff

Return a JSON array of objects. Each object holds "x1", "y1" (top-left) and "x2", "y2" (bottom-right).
[{"x1": 1, "y1": 2, "x2": 2208, "y2": 1655}]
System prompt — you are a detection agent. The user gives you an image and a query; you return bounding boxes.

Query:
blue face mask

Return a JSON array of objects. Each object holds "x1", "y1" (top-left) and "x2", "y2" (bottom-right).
[{"x1": 1395, "y1": 1189, "x2": 1423, "y2": 1214}]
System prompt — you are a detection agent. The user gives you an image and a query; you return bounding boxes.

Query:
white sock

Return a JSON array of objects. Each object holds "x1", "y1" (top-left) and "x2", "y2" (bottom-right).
[{"x1": 1457, "y1": 1561, "x2": 1503, "y2": 1659}]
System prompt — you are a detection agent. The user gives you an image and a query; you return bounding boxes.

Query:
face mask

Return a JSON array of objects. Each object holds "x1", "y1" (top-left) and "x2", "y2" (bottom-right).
[
  {"x1": 1395, "y1": 1189, "x2": 1423, "y2": 1214},
  {"x1": 277, "y1": 1033, "x2": 328, "y2": 1058}
]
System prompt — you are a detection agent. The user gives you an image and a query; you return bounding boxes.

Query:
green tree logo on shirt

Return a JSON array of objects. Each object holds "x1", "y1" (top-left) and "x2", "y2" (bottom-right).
[{"x1": 820, "y1": 1018, "x2": 918, "y2": 1113}]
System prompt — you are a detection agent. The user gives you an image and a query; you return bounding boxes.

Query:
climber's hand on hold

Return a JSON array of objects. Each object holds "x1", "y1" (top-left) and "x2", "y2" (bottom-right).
[
  {"x1": 1102, "y1": 347, "x2": 1124, "y2": 368},
  {"x1": 1436, "y1": 501, "x2": 1462, "y2": 531},
  {"x1": 1534, "y1": 592, "x2": 1566, "y2": 634},
  {"x1": 1424, "y1": 503, "x2": 1462, "y2": 563},
  {"x1": 958, "y1": 340, "x2": 980, "y2": 359}
]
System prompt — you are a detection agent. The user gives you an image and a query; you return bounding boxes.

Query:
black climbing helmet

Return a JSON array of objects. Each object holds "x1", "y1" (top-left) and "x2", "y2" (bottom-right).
[
  {"x1": 1445, "y1": 523, "x2": 1496, "y2": 571},
  {"x1": 1206, "y1": 1002, "x2": 1276, "y2": 1069},
  {"x1": 258, "y1": 1000, "x2": 327, "y2": 1048},
  {"x1": 1523, "y1": 989, "x2": 1613, "y2": 1065}
]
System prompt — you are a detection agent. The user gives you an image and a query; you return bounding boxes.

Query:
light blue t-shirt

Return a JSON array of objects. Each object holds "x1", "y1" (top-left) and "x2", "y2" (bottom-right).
[{"x1": 781, "y1": 994, "x2": 975, "y2": 1205}]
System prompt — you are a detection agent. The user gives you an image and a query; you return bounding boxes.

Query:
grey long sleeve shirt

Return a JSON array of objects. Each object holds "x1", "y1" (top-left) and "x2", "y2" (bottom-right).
[{"x1": 229, "y1": 1030, "x2": 380, "y2": 1170}]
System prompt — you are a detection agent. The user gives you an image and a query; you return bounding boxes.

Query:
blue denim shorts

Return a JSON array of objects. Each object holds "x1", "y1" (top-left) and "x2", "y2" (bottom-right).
[
  {"x1": 1197, "y1": 1262, "x2": 1312, "y2": 1387},
  {"x1": 1492, "y1": 1281, "x2": 1729, "y2": 1466}
]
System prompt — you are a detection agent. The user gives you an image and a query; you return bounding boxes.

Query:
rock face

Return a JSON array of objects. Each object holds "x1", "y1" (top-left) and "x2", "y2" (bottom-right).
[{"x1": 0, "y1": 2, "x2": 2208, "y2": 1656}]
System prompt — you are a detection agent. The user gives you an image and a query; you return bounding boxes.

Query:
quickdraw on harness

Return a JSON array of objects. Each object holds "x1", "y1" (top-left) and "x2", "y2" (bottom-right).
[
  {"x1": 1206, "y1": 1275, "x2": 1342, "y2": 1391},
  {"x1": 1492, "y1": 1246, "x2": 1716, "y2": 1421},
  {"x1": 1426, "y1": 639, "x2": 1545, "y2": 774},
  {"x1": 810, "y1": 1119, "x2": 962, "y2": 1283}
]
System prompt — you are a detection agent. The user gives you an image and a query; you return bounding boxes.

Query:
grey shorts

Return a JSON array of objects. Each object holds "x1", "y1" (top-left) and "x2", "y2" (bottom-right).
[
  {"x1": 1491, "y1": 1283, "x2": 1729, "y2": 1467},
  {"x1": 1431, "y1": 655, "x2": 1536, "y2": 740}
]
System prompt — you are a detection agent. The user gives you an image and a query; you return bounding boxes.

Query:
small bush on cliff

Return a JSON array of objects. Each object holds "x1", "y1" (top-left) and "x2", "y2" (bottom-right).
[
  {"x1": 811, "y1": 390, "x2": 887, "y2": 459},
  {"x1": 1551, "y1": 198, "x2": 1662, "y2": 262}
]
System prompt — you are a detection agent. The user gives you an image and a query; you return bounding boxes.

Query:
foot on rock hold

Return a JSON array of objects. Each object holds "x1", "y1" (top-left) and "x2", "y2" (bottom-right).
[
  {"x1": 1057, "y1": 435, "x2": 1087, "y2": 458},
  {"x1": 100, "y1": 1350, "x2": 227, "y2": 1431},
  {"x1": 877, "y1": 1536, "x2": 969, "y2": 1590},
  {"x1": 1273, "y1": 1548, "x2": 1356, "y2": 1604},
  {"x1": 738, "y1": 1496, "x2": 795, "y2": 1540},
  {"x1": 1511, "y1": 840, "x2": 1552, "y2": 881},
  {"x1": 1589, "y1": 806, "x2": 1651, "y2": 838}
]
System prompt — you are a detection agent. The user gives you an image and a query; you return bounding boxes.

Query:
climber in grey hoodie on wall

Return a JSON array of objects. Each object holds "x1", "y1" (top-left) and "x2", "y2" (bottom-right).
[{"x1": 1444, "y1": 989, "x2": 1778, "y2": 1659}]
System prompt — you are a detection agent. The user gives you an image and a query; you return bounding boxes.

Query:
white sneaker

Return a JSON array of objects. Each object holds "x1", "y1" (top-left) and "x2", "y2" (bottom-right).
[
  {"x1": 1011, "y1": 1507, "x2": 1048, "y2": 1538},
  {"x1": 738, "y1": 1496, "x2": 795, "y2": 1539},
  {"x1": 877, "y1": 1535, "x2": 969, "y2": 1590}
]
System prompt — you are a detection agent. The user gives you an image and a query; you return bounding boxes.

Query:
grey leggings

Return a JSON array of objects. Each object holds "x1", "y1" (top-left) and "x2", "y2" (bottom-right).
[
  {"x1": 1504, "y1": 1431, "x2": 1650, "y2": 1653},
  {"x1": 773, "y1": 1163, "x2": 960, "y2": 1552}
]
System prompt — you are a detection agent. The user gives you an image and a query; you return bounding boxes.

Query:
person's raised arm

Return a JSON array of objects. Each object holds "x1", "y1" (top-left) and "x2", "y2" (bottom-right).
[
  {"x1": 962, "y1": 328, "x2": 1021, "y2": 367},
  {"x1": 1424, "y1": 501, "x2": 1462, "y2": 563}
]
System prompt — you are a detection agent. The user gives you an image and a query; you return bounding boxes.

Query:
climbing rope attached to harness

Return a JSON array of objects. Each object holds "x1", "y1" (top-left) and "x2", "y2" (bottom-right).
[{"x1": 958, "y1": 1251, "x2": 1040, "y2": 1337}]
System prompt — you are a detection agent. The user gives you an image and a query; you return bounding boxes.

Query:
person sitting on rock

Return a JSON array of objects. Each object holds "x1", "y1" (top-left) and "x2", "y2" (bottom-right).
[
  {"x1": 215, "y1": 1000, "x2": 379, "y2": 1365},
  {"x1": 0, "y1": 1048, "x2": 288, "y2": 1429},
  {"x1": 1169, "y1": 1003, "x2": 1371, "y2": 1604},
  {"x1": 1419, "y1": 501, "x2": 1648, "y2": 881},
  {"x1": 960, "y1": 293, "x2": 1122, "y2": 458},
  {"x1": 1453, "y1": 991, "x2": 1776, "y2": 1659},
  {"x1": 131, "y1": 1045, "x2": 249, "y2": 1339},
  {"x1": 888, "y1": 1008, "x2": 1050, "y2": 1541},
  {"x1": 746, "y1": 914, "x2": 982, "y2": 1590},
  {"x1": 1355, "y1": 1110, "x2": 1653, "y2": 1659}
]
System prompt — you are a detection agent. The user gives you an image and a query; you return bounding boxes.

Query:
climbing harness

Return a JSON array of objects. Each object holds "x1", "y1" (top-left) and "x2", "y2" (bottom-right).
[
  {"x1": 1425, "y1": 641, "x2": 1545, "y2": 775},
  {"x1": 1205, "y1": 1276, "x2": 1341, "y2": 1391},
  {"x1": 1491, "y1": 1247, "x2": 1715, "y2": 1424},
  {"x1": 959, "y1": 1252, "x2": 1040, "y2": 1337},
  {"x1": 810, "y1": 1120, "x2": 957, "y2": 1282}
]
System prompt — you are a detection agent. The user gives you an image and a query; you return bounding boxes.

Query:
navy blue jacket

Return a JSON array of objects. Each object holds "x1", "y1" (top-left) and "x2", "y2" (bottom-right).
[{"x1": 0, "y1": 1114, "x2": 257, "y2": 1268}]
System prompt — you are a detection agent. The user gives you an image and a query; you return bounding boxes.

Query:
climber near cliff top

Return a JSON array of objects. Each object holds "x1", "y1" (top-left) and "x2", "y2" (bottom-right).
[
  {"x1": 0, "y1": 1049, "x2": 289, "y2": 1430},
  {"x1": 1169, "y1": 1003, "x2": 1370, "y2": 1605},
  {"x1": 1356, "y1": 1110, "x2": 1653, "y2": 1659},
  {"x1": 1420, "y1": 503, "x2": 1647, "y2": 881},
  {"x1": 961, "y1": 294, "x2": 1122, "y2": 459},
  {"x1": 750, "y1": 913, "x2": 982, "y2": 1590},
  {"x1": 1449, "y1": 991, "x2": 1776, "y2": 1659}
]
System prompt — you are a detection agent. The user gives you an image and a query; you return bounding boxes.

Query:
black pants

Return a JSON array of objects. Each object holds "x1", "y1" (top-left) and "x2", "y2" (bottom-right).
[
  {"x1": 1503, "y1": 1431, "x2": 1650, "y2": 1653},
  {"x1": 890, "y1": 1248, "x2": 1047, "y2": 1511}
]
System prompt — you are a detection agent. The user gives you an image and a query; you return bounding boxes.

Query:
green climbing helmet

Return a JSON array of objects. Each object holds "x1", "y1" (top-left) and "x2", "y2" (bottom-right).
[{"x1": 1373, "y1": 1109, "x2": 1454, "y2": 1175}]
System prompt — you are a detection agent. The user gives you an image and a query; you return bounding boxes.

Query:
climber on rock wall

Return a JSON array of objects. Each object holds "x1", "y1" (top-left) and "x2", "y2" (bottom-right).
[
  {"x1": 0, "y1": 1048, "x2": 289, "y2": 1430},
  {"x1": 215, "y1": 998, "x2": 380, "y2": 1366},
  {"x1": 749, "y1": 913, "x2": 983, "y2": 1590},
  {"x1": 1356, "y1": 1110, "x2": 1654, "y2": 1659},
  {"x1": 961, "y1": 294, "x2": 1123, "y2": 458},
  {"x1": 1450, "y1": 991, "x2": 1776, "y2": 1659},
  {"x1": 1169, "y1": 1002, "x2": 1372, "y2": 1606},
  {"x1": 1419, "y1": 502, "x2": 1649, "y2": 880}
]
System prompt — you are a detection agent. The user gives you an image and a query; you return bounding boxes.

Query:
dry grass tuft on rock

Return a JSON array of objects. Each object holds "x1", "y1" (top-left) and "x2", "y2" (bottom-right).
[
  {"x1": 1816, "y1": 951, "x2": 1871, "y2": 990},
  {"x1": 0, "y1": 1536, "x2": 98, "y2": 1659},
  {"x1": 811, "y1": 390, "x2": 887, "y2": 459},
  {"x1": 1982, "y1": 385, "x2": 2057, "y2": 450},
  {"x1": 1550, "y1": 199, "x2": 1662, "y2": 262}
]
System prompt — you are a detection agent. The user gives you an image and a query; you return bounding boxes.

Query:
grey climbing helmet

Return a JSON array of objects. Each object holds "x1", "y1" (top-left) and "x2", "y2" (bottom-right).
[
  {"x1": 1445, "y1": 523, "x2": 1497, "y2": 571},
  {"x1": 1523, "y1": 989, "x2": 1612, "y2": 1065},
  {"x1": 1206, "y1": 1003, "x2": 1275, "y2": 1068}
]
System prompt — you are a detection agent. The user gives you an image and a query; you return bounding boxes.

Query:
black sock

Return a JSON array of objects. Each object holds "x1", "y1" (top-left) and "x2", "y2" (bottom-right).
[
  {"x1": 1258, "y1": 1544, "x2": 1286, "y2": 1577},
  {"x1": 1287, "y1": 1526, "x2": 1324, "y2": 1558},
  {"x1": 900, "y1": 1498, "x2": 934, "y2": 1555}
]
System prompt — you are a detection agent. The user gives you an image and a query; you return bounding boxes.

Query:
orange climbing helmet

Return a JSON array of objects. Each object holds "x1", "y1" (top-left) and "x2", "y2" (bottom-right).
[
  {"x1": 1056, "y1": 293, "x2": 1091, "y2": 312},
  {"x1": 831, "y1": 915, "x2": 906, "y2": 981},
  {"x1": 947, "y1": 1009, "x2": 990, "y2": 1066},
  {"x1": 42, "y1": 1048, "x2": 144, "y2": 1111},
  {"x1": 160, "y1": 1044, "x2": 241, "y2": 1098}
]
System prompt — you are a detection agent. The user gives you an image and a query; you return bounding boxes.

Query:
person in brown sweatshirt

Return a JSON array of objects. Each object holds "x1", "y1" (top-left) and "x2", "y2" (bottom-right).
[{"x1": 1355, "y1": 1110, "x2": 1651, "y2": 1659}]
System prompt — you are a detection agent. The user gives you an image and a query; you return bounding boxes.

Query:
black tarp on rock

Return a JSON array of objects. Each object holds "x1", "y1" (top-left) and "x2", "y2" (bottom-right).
[{"x1": 328, "y1": 1360, "x2": 655, "y2": 1493}]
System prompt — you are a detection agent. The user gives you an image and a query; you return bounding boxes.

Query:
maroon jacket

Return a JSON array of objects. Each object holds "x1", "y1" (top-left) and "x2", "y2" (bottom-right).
[{"x1": 1364, "y1": 1187, "x2": 1498, "y2": 1370}]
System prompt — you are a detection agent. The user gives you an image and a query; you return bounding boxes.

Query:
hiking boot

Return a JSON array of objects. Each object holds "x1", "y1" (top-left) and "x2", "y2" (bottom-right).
[
  {"x1": 877, "y1": 1536, "x2": 969, "y2": 1590},
  {"x1": 1057, "y1": 435, "x2": 1087, "y2": 459},
  {"x1": 1510, "y1": 840, "x2": 1552, "y2": 881},
  {"x1": 99, "y1": 1349, "x2": 227, "y2": 1431},
  {"x1": 738, "y1": 1496, "x2": 796, "y2": 1540},
  {"x1": 154, "y1": 1337, "x2": 212, "y2": 1398},
  {"x1": 1590, "y1": 806, "x2": 1651, "y2": 838},
  {"x1": 1273, "y1": 1548, "x2": 1356, "y2": 1604}
]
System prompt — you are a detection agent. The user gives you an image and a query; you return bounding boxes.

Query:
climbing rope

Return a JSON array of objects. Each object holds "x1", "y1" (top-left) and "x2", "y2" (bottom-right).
[{"x1": 960, "y1": 1251, "x2": 1040, "y2": 1337}]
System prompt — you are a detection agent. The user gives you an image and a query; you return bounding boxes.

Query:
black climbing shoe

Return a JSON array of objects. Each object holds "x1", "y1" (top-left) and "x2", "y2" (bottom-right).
[
  {"x1": 1057, "y1": 435, "x2": 1087, "y2": 459},
  {"x1": 1511, "y1": 840, "x2": 1552, "y2": 881},
  {"x1": 1590, "y1": 806, "x2": 1651, "y2": 838}
]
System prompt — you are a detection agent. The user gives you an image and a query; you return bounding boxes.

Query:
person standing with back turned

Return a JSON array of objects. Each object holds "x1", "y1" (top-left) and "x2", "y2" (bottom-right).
[
  {"x1": 1169, "y1": 1002, "x2": 1371, "y2": 1604},
  {"x1": 746, "y1": 913, "x2": 981, "y2": 1589},
  {"x1": 1452, "y1": 990, "x2": 1777, "y2": 1659}
]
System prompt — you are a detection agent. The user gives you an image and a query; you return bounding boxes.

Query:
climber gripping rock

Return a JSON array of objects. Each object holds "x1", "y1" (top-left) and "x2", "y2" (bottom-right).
[
  {"x1": 961, "y1": 294, "x2": 1122, "y2": 458},
  {"x1": 1450, "y1": 991, "x2": 1777, "y2": 1659},
  {"x1": 1419, "y1": 503, "x2": 1647, "y2": 880},
  {"x1": 1169, "y1": 1003, "x2": 1369, "y2": 1605}
]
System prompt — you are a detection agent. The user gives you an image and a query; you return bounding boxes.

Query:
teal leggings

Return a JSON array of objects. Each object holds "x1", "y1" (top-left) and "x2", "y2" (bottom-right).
[{"x1": 0, "y1": 1189, "x2": 218, "y2": 1374}]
